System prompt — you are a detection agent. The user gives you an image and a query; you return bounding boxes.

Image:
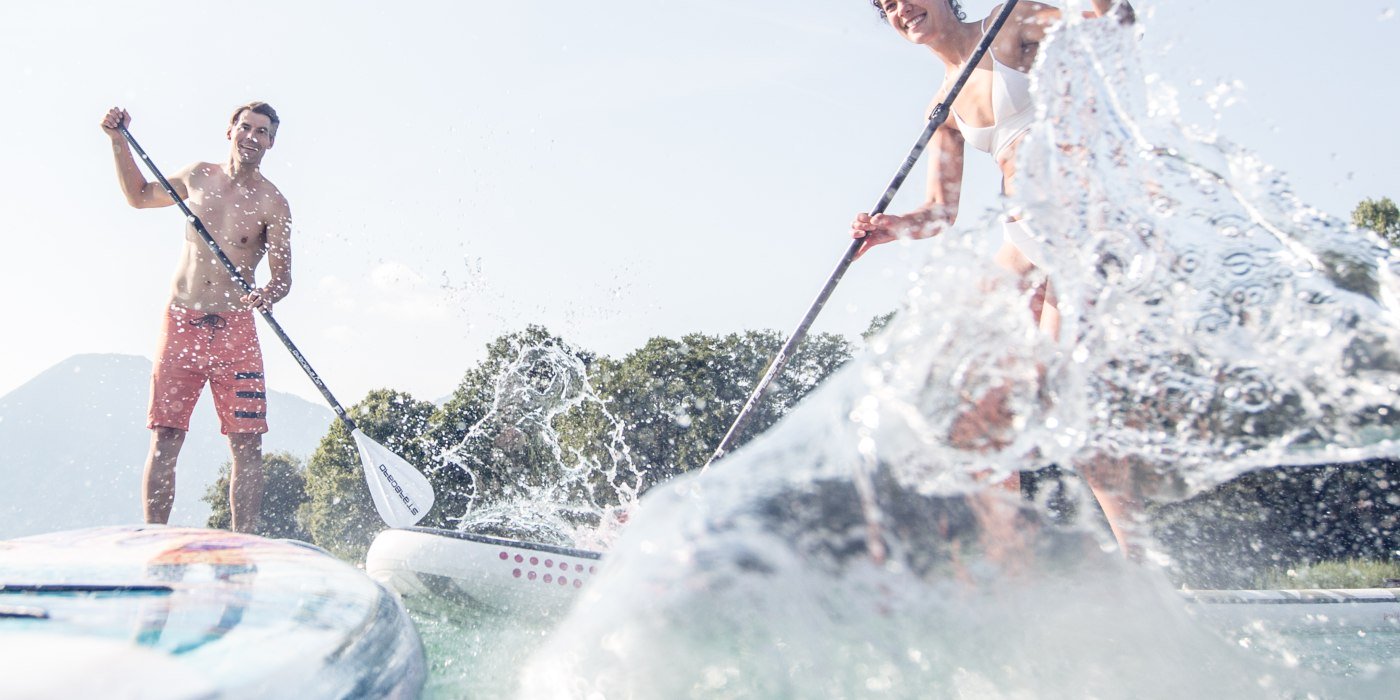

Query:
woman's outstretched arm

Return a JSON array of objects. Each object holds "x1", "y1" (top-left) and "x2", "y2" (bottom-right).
[{"x1": 1090, "y1": 0, "x2": 1135, "y2": 24}]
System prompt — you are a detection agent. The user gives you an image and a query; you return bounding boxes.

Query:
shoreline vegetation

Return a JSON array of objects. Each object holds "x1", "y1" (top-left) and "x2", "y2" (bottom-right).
[{"x1": 1252, "y1": 558, "x2": 1400, "y2": 590}]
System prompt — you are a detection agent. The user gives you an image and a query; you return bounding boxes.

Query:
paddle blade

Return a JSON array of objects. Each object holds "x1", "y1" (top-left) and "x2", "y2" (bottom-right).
[{"x1": 351, "y1": 429, "x2": 436, "y2": 528}]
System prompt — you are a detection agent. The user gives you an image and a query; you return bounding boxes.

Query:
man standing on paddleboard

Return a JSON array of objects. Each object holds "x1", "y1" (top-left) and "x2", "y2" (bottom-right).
[{"x1": 101, "y1": 102, "x2": 292, "y2": 534}]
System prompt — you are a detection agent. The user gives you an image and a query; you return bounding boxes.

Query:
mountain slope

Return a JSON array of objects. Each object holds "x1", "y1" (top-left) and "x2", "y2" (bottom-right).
[{"x1": 0, "y1": 354, "x2": 334, "y2": 538}]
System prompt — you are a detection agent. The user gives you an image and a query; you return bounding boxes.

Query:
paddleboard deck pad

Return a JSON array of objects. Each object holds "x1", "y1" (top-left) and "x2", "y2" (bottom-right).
[
  {"x1": 366, "y1": 527, "x2": 601, "y2": 616},
  {"x1": 0, "y1": 525, "x2": 425, "y2": 699}
]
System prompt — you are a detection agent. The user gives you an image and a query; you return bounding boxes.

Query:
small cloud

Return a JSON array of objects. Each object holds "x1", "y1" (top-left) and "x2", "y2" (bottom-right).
[
  {"x1": 316, "y1": 275, "x2": 358, "y2": 312},
  {"x1": 370, "y1": 262, "x2": 426, "y2": 291},
  {"x1": 325, "y1": 325, "x2": 355, "y2": 343},
  {"x1": 357, "y1": 261, "x2": 453, "y2": 321},
  {"x1": 366, "y1": 293, "x2": 451, "y2": 322},
  {"x1": 317, "y1": 275, "x2": 348, "y2": 292}
]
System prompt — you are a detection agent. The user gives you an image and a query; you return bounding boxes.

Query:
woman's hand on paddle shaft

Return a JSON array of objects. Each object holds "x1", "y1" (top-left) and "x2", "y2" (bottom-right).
[
  {"x1": 851, "y1": 212, "x2": 904, "y2": 248},
  {"x1": 851, "y1": 208, "x2": 953, "y2": 259},
  {"x1": 101, "y1": 107, "x2": 130, "y2": 139}
]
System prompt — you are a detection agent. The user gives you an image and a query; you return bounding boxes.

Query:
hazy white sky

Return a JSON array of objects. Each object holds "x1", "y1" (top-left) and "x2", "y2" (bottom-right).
[{"x1": 1, "y1": 0, "x2": 1396, "y2": 407}]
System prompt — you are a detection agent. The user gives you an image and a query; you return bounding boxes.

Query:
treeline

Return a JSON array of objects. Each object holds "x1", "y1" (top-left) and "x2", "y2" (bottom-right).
[
  {"x1": 205, "y1": 325, "x2": 857, "y2": 560},
  {"x1": 1148, "y1": 460, "x2": 1400, "y2": 587},
  {"x1": 205, "y1": 313, "x2": 1399, "y2": 586}
]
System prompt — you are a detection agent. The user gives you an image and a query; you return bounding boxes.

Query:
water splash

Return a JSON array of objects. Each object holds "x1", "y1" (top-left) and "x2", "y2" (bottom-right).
[
  {"x1": 519, "y1": 9, "x2": 1400, "y2": 699},
  {"x1": 441, "y1": 342, "x2": 642, "y2": 550},
  {"x1": 1019, "y1": 17, "x2": 1400, "y2": 491}
]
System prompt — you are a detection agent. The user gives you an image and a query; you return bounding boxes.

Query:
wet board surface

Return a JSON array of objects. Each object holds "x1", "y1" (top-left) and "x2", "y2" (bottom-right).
[{"x1": 0, "y1": 525, "x2": 425, "y2": 699}]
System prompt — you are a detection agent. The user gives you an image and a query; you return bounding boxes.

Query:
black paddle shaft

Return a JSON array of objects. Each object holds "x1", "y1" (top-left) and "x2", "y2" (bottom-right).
[
  {"x1": 118, "y1": 125, "x2": 357, "y2": 431},
  {"x1": 705, "y1": 0, "x2": 1021, "y2": 468}
]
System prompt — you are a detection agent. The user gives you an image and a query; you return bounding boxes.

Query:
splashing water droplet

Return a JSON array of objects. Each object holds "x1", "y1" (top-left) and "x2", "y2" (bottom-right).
[{"x1": 442, "y1": 341, "x2": 642, "y2": 551}]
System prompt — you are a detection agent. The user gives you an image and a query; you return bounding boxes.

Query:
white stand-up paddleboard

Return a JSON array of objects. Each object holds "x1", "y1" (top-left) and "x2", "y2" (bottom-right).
[
  {"x1": 367, "y1": 528, "x2": 1400, "y2": 635},
  {"x1": 0, "y1": 525, "x2": 425, "y2": 699},
  {"x1": 366, "y1": 527, "x2": 601, "y2": 617}
]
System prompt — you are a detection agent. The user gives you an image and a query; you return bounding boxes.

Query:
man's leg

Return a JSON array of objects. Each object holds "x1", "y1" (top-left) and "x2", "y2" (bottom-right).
[
  {"x1": 144, "y1": 427, "x2": 187, "y2": 523},
  {"x1": 228, "y1": 433, "x2": 264, "y2": 534}
]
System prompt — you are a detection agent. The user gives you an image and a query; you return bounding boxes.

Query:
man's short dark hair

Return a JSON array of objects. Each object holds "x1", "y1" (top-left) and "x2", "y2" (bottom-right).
[{"x1": 230, "y1": 101, "x2": 280, "y2": 137}]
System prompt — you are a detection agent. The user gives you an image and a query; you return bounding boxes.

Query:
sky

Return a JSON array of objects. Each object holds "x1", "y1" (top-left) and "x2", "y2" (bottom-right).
[{"x1": 1, "y1": 0, "x2": 1396, "y2": 408}]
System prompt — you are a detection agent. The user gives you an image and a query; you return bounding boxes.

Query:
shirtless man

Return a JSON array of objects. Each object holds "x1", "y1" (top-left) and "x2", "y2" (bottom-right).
[{"x1": 101, "y1": 102, "x2": 292, "y2": 533}]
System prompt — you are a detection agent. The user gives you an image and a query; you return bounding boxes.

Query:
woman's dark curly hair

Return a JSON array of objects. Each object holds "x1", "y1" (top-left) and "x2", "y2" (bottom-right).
[{"x1": 871, "y1": 0, "x2": 967, "y2": 22}]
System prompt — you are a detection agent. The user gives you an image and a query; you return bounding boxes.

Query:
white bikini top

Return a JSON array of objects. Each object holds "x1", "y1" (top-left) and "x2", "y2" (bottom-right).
[{"x1": 951, "y1": 18, "x2": 1036, "y2": 159}]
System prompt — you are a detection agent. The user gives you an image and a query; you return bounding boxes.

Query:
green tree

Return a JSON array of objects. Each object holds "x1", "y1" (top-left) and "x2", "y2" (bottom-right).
[
  {"x1": 862, "y1": 311, "x2": 898, "y2": 342},
  {"x1": 202, "y1": 451, "x2": 310, "y2": 540},
  {"x1": 417, "y1": 326, "x2": 853, "y2": 538},
  {"x1": 299, "y1": 389, "x2": 436, "y2": 561},
  {"x1": 1352, "y1": 196, "x2": 1400, "y2": 246},
  {"x1": 586, "y1": 330, "x2": 853, "y2": 488}
]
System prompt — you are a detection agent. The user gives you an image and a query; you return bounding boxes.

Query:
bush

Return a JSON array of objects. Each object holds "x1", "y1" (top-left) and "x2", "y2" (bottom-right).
[
  {"x1": 1148, "y1": 459, "x2": 1400, "y2": 588},
  {"x1": 1252, "y1": 558, "x2": 1400, "y2": 590}
]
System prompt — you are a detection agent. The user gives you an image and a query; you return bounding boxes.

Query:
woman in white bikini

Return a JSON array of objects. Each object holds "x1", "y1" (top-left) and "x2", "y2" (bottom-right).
[
  {"x1": 852, "y1": 0, "x2": 1142, "y2": 553},
  {"x1": 851, "y1": 0, "x2": 1134, "y2": 338}
]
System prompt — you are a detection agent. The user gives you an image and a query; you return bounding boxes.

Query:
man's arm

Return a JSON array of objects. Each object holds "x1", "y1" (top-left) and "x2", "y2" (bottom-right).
[
  {"x1": 100, "y1": 107, "x2": 192, "y2": 209},
  {"x1": 248, "y1": 199, "x2": 293, "y2": 310}
]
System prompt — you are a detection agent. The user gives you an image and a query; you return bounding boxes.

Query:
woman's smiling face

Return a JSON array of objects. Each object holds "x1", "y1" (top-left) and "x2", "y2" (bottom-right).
[{"x1": 877, "y1": 0, "x2": 949, "y2": 44}]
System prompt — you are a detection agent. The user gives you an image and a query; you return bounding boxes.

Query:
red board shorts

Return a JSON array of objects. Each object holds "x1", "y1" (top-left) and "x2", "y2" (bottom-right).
[{"x1": 148, "y1": 305, "x2": 268, "y2": 435}]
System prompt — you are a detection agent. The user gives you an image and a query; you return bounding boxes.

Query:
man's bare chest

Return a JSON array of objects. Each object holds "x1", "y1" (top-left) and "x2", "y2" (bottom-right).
[{"x1": 187, "y1": 184, "x2": 273, "y2": 250}]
